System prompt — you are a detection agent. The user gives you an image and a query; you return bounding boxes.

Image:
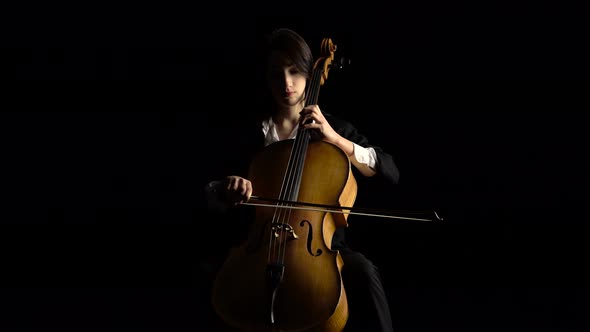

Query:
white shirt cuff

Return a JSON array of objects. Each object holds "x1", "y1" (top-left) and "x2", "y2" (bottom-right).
[{"x1": 352, "y1": 143, "x2": 377, "y2": 170}]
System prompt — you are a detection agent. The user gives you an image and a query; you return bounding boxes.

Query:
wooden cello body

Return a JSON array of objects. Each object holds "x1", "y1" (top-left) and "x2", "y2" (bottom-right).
[
  {"x1": 211, "y1": 36, "x2": 355, "y2": 332},
  {"x1": 212, "y1": 139, "x2": 356, "y2": 332}
]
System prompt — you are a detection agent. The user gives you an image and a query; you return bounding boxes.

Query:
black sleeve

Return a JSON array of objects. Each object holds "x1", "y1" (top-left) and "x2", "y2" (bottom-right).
[
  {"x1": 325, "y1": 113, "x2": 400, "y2": 185},
  {"x1": 204, "y1": 120, "x2": 265, "y2": 184}
]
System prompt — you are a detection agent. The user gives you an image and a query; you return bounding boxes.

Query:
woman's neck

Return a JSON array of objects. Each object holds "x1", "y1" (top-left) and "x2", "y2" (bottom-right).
[{"x1": 273, "y1": 103, "x2": 304, "y2": 127}]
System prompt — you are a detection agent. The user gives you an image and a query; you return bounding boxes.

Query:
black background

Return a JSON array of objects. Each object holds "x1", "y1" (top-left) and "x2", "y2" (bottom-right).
[{"x1": 2, "y1": 3, "x2": 590, "y2": 332}]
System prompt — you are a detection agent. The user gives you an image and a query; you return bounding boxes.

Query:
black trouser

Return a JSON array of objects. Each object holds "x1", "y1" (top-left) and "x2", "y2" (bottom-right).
[{"x1": 339, "y1": 247, "x2": 394, "y2": 332}]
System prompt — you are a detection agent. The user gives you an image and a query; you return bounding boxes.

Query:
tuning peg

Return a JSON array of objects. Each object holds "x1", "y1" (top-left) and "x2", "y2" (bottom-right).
[{"x1": 332, "y1": 57, "x2": 351, "y2": 70}]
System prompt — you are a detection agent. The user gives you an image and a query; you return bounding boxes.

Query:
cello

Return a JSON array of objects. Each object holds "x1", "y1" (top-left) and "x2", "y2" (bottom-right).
[{"x1": 211, "y1": 36, "x2": 354, "y2": 332}]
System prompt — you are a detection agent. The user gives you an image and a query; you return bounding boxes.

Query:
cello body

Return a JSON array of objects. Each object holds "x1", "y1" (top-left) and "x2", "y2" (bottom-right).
[{"x1": 211, "y1": 139, "x2": 357, "y2": 332}]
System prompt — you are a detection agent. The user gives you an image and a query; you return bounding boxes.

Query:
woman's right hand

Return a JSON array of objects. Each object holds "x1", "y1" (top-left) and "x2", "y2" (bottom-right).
[{"x1": 224, "y1": 175, "x2": 253, "y2": 205}]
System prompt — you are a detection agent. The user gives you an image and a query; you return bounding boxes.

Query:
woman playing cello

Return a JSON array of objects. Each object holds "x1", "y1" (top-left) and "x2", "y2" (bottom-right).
[{"x1": 204, "y1": 27, "x2": 398, "y2": 332}]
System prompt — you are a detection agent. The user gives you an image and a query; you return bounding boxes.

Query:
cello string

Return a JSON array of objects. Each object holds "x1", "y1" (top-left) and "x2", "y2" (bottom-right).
[
  {"x1": 267, "y1": 112, "x2": 304, "y2": 265},
  {"x1": 273, "y1": 108, "x2": 308, "y2": 265},
  {"x1": 277, "y1": 106, "x2": 308, "y2": 264},
  {"x1": 277, "y1": 62, "x2": 322, "y2": 266},
  {"x1": 270, "y1": 136, "x2": 300, "y2": 264}
]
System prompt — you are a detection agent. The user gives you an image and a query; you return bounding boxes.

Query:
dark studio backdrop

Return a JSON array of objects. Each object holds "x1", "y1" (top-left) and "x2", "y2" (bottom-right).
[{"x1": 2, "y1": 3, "x2": 590, "y2": 332}]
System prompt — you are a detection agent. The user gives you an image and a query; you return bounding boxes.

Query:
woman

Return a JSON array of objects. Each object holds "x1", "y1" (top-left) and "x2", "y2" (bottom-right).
[{"x1": 204, "y1": 27, "x2": 398, "y2": 332}]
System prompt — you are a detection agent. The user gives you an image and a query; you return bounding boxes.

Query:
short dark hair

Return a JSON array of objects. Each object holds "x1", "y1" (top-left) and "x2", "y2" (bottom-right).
[
  {"x1": 266, "y1": 28, "x2": 313, "y2": 80},
  {"x1": 252, "y1": 28, "x2": 315, "y2": 121}
]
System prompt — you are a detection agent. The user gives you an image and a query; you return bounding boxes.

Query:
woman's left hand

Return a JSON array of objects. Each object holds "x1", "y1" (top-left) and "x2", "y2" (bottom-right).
[{"x1": 300, "y1": 105, "x2": 339, "y2": 144}]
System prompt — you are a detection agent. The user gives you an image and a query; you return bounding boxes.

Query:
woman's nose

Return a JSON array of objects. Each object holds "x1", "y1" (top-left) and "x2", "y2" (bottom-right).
[{"x1": 284, "y1": 74, "x2": 293, "y2": 87}]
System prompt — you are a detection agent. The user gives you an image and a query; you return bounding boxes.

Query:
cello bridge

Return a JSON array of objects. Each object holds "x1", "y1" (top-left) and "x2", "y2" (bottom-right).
[{"x1": 271, "y1": 223, "x2": 299, "y2": 239}]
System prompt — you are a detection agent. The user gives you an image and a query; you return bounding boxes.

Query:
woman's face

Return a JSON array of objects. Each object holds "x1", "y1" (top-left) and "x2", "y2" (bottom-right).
[{"x1": 267, "y1": 51, "x2": 307, "y2": 108}]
